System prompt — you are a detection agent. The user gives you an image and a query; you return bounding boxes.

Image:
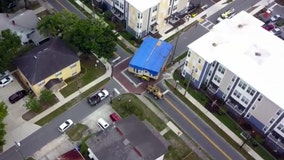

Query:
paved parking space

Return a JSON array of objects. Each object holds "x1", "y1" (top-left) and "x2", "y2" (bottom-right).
[{"x1": 1, "y1": 74, "x2": 41, "y2": 151}]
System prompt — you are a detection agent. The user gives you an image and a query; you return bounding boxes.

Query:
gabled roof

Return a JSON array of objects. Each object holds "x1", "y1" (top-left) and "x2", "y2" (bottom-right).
[
  {"x1": 87, "y1": 115, "x2": 169, "y2": 160},
  {"x1": 129, "y1": 37, "x2": 172, "y2": 75},
  {"x1": 0, "y1": 10, "x2": 46, "y2": 44},
  {"x1": 188, "y1": 11, "x2": 284, "y2": 109},
  {"x1": 14, "y1": 39, "x2": 79, "y2": 85}
]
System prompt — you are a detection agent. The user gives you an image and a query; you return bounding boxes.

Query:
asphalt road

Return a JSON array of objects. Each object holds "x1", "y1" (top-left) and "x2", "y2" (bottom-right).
[
  {"x1": 149, "y1": 81, "x2": 245, "y2": 160},
  {"x1": 0, "y1": 79, "x2": 125, "y2": 160}
]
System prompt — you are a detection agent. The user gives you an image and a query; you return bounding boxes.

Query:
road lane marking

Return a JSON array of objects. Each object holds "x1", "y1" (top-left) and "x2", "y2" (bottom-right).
[
  {"x1": 164, "y1": 97, "x2": 232, "y2": 160},
  {"x1": 55, "y1": 0, "x2": 69, "y2": 10}
]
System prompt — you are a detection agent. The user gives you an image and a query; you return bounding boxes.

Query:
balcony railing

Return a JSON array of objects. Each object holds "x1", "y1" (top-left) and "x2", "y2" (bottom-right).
[
  {"x1": 267, "y1": 133, "x2": 284, "y2": 149},
  {"x1": 226, "y1": 99, "x2": 244, "y2": 115},
  {"x1": 111, "y1": 9, "x2": 124, "y2": 20},
  {"x1": 207, "y1": 85, "x2": 218, "y2": 94}
]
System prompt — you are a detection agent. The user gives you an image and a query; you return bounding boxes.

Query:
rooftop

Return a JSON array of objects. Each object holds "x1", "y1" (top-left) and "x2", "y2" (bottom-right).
[
  {"x1": 14, "y1": 38, "x2": 79, "y2": 85},
  {"x1": 129, "y1": 37, "x2": 173, "y2": 76},
  {"x1": 188, "y1": 11, "x2": 284, "y2": 108},
  {"x1": 87, "y1": 115, "x2": 169, "y2": 160},
  {"x1": 126, "y1": 0, "x2": 159, "y2": 12}
]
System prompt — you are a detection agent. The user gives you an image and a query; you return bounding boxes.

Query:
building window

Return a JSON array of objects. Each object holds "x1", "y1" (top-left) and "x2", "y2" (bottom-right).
[
  {"x1": 222, "y1": 94, "x2": 226, "y2": 100},
  {"x1": 208, "y1": 70, "x2": 212, "y2": 76},
  {"x1": 246, "y1": 87, "x2": 255, "y2": 96},
  {"x1": 252, "y1": 105, "x2": 256, "y2": 110},
  {"x1": 218, "y1": 65, "x2": 225, "y2": 74},
  {"x1": 187, "y1": 51, "x2": 191, "y2": 57},
  {"x1": 185, "y1": 61, "x2": 188, "y2": 66},
  {"x1": 151, "y1": 16, "x2": 156, "y2": 22},
  {"x1": 153, "y1": 5, "x2": 157, "y2": 12},
  {"x1": 173, "y1": 5, "x2": 177, "y2": 11},
  {"x1": 70, "y1": 63, "x2": 76, "y2": 68},
  {"x1": 270, "y1": 118, "x2": 275, "y2": 124},
  {"x1": 227, "y1": 85, "x2": 231, "y2": 91},
  {"x1": 55, "y1": 71, "x2": 62, "y2": 76},
  {"x1": 198, "y1": 58, "x2": 201, "y2": 63},
  {"x1": 115, "y1": 0, "x2": 119, "y2": 5},
  {"x1": 258, "y1": 95, "x2": 263, "y2": 101},
  {"x1": 277, "y1": 124, "x2": 283, "y2": 130},
  {"x1": 232, "y1": 76, "x2": 236, "y2": 82},
  {"x1": 233, "y1": 90, "x2": 241, "y2": 98},
  {"x1": 38, "y1": 80, "x2": 45, "y2": 86},
  {"x1": 138, "y1": 13, "x2": 143, "y2": 19},
  {"x1": 119, "y1": 3, "x2": 124, "y2": 9},
  {"x1": 212, "y1": 62, "x2": 215, "y2": 67},
  {"x1": 263, "y1": 126, "x2": 268, "y2": 131},
  {"x1": 246, "y1": 113, "x2": 251, "y2": 118},
  {"x1": 241, "y1": 96, "x2": 249, "y2": 104},
  {"x1": 137, "y1": 23, "x2": 142, "y2": 29},
  {"x1": 214, "y1": 75, "x2": 221, "y2": 83},
  {"x1": 276, "y1": 109, "x2": 282, "y2": 116},
  {"x1": 238, "y1": 81, "x2": 247, "y2": 90}
]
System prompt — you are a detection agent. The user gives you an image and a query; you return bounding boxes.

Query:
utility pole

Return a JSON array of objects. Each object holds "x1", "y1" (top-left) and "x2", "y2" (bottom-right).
[
  {"x1": 15, "y1": 141, "x2": 25, "y2": 160},
  {"x1": 184, "y1": 67, "x2": 195, "y2": 96},
  {"x1": 171, "y1": 27, "x2": 182, "y2": 64}
]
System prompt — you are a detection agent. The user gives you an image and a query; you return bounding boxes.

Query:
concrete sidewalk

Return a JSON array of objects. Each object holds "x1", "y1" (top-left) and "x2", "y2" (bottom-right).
[{"x1": 163, "y1": 62, "x2": 263, "y2": 160}]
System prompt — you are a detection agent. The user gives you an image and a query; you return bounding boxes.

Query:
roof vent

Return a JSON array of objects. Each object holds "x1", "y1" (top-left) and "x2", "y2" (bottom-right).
[
  {"x1": 212, "y1": 42, "x2": 217, "y2": 47},
  {"x1": 34, "y1": 56, "x2": 37, "y2": 59},
  {"x1": 255, "y1": 52, "x2": 261, "y2": 56},
  {"x1": 123, "y1": 139, "x2": 130, "y2": 145}
]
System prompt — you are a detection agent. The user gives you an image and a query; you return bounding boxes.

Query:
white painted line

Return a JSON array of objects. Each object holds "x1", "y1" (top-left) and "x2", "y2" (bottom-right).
[{"x1": 114, "y1": 88, "x2": 120, "y2": 95}]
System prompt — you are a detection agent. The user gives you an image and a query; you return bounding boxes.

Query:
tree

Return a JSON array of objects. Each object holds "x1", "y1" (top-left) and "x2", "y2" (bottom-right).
[
  {"x1": 39, "y1": 90, "x2": 53, "y2": 105},
  {"x1": 0, "y1": 102, "x2": 8, "y2": 146},
  {"x1": 37, "y1": 11, "x2": 117, "y2": 59},
  {"x1": 0, "y1": 29, "x2": 21, "y2": 73},
  {"x1": 25, "y1": 97, "x2": 41, "y2": 112},
  {"x1": 67, "y1": 19, "x2": 117, "y2": 59},
  {"x1": 37, "y1": 10, "x2": 80, "y2": 37},
  {"x1": 24, "y1": 0, "x2": 29, "y2": 9}
]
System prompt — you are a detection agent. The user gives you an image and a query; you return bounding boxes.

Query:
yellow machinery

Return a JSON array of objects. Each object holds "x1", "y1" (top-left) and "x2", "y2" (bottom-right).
[
  {"x1": 136, "y1": 74, "x2": 149, "y2": 81},
  {"x1": 146, "y1": 85, "x2": 163, "y2": 99}
]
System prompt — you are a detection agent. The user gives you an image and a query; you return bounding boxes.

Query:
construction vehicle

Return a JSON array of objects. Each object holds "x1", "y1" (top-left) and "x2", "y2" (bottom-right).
[
  {"x1": 146, "y1": 85, "x2": 163, "y2": 99},
  {"x1": 136, "y1": 74, "x2": 149, "y2": 81}
]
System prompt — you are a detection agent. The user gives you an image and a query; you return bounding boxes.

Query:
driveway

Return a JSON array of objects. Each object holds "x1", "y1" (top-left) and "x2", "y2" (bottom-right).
[{"x1": 0, "y1": 73, "x2": 40, "y2": 151}]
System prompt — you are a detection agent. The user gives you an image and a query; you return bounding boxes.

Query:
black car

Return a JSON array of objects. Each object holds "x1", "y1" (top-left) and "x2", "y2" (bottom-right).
[
  {"x1": 87, "y1": 94, "x2": 101, "y2": 106},
  {"x1": 9, "y1": 90, "x2": 28, "y2": 104}
]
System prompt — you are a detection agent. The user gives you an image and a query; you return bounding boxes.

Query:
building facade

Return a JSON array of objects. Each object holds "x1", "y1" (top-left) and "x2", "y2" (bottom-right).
[
  {"x1": 110, "y1": 0, "x2": 190, "y2": 38},
  {"x1": 181, "y1": 11, "x2": 284, "y2": 154}
]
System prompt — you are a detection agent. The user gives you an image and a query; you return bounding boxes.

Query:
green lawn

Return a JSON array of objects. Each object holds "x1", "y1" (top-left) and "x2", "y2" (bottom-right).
[
  {"x1": 60, "y1": 55, "x2": 106, "y2": 97},
  {"x1": 111, "y1": 93, "x2": 201, "y2": 160},
  {"x1": 66, "y1": 123, "x2": 88, "y2": 141}
]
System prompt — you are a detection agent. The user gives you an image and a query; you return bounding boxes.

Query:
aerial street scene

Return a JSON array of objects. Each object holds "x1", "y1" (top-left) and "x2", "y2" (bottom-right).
[{"x1": 0, "y1": 0, "x2": 284, "y2": 159}]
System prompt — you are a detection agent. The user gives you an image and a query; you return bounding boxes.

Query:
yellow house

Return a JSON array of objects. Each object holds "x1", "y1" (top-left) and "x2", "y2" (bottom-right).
[{"x1": 14, "y1": 38, "x2": 81, "y2": 97}]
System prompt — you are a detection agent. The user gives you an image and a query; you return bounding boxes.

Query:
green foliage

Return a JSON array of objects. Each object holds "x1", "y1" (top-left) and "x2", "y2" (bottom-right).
[
  {"x1": 25, "y1": 97, "x2": 41, "y2": 112},
  {"x1": 38, "y1": 11, "x2": 117, "y2": 59},
  {"x1": 0, "y1": 29, "x2": 21, "y2": 72},
  {"x1": 37, "y1": 10, "x2": 80, "y2": 37},
  {"x1": 39, "y1": 90, "x2": 53, "y2": 105},
  {"x1": 0, "y1": 102, "x2": 8, "y2": 146}
]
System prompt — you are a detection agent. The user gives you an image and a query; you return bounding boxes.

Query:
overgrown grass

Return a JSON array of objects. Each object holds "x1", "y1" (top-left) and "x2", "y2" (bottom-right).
[
  {"x1": 60, "y1": 55, "x2": 106, "y2": 97},
  {"x1": 112, "y1": 93, "x2": 166, "y2": 131},
  {"x1": 35, "y1": 78, "x2": 110, "y2": 126},
  {"x1": 164, "y1": 131, "x2": 199, "y2": 160},
  {"x1": 66, "y1": 123, "x2": 88, "y2": 141}
]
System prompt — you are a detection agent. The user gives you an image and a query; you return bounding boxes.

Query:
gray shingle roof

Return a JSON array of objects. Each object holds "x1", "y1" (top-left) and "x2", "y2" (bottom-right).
[
  {"x1": 14, "y1": 38, "x2": 79, "y2": 85},
  {"x1": 87, "y1": 115, "x2": 169, "y2": 160}
]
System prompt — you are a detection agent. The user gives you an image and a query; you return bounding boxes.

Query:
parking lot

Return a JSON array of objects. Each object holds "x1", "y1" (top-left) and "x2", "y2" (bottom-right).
[
  {"x1": 0, "y1": 72, "x2": 40, "y2": 150},
  {"x1": 258, "y1": 3, "x2": 284, "y2": 39}
]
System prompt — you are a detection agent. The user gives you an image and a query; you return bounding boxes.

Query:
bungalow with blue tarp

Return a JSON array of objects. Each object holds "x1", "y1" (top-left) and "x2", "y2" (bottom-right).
[{"x1": 128, "y1": 37, "x2": 173, "y2": 80}]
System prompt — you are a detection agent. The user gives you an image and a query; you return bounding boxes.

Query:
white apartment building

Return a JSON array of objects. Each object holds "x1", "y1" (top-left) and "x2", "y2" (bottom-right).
[
  {"x1": 181, "y1": 11, "x2": 284, "y2": 154},
  {"x1": 110, "y1": 0, "x2": 190, "y2": 38}
]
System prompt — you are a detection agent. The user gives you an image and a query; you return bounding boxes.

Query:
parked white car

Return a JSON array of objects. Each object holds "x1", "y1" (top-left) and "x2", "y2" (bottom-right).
[
  {"x1": 58, "y1": 119, "x2": 74, "y2": 133},
  {"x1": 97, "y1": 118, "x2": 109, "y2": 130},
  {"x1": 0, "y1": 76, "x2": 13, "y2": 87}
]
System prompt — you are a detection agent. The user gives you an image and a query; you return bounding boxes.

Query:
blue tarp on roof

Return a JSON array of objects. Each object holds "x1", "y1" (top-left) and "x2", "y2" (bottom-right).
[{"x1": 129, "y1": 37, "x2": 173, "y2": 76}]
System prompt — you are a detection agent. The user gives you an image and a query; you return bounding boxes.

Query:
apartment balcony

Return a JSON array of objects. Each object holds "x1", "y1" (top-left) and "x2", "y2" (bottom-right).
[
  {"x1": 267, "y1": 133, "x2": 284, "y2": 149},
  {"x1": 226, "y1": 99, "x2": 244, "y2": 115},
  {"x1": 207, "y1": 84, "x2": 218, "y2": 94},
  {"x1": 111, "y1": 9, "x2": 124, "y2": 21}
]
